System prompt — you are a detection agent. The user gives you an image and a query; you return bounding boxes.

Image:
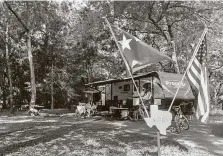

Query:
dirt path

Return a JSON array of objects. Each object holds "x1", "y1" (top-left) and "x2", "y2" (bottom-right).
[
  {"x1": 173, "y1": 121, "x2": 223, "y2": 156},
  {"x1": 98, "y1": 118, "x2": 223, "y2": 156}
]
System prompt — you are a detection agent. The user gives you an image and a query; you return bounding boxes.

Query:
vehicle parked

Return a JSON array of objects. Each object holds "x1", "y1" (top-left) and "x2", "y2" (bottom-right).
[{"x1": 85, "y1": 71, "x2": 195, "y2": 121}]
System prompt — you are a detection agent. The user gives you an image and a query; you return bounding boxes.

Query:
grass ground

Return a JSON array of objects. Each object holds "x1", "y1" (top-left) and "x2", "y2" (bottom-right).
[
  {"x1": 0, "y1": 111, "x2": 222, "y2": 156},
  {"x1": 208, "y1": 109, "x2": 223, "y2": 138}
]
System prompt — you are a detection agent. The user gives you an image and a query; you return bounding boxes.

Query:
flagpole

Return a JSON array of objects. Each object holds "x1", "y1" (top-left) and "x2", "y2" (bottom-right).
[
  {"x1": 168, "y1": 27, "x2": 208, "y2": 112},
  {"x1": 104, "y1": 17, "x2": 149, "y2": 118}
]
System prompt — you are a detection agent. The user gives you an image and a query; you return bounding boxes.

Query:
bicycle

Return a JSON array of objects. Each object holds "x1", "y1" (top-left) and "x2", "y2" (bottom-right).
[{"x1": 172, "y1": 102, "x2": 191, "y2": 133}]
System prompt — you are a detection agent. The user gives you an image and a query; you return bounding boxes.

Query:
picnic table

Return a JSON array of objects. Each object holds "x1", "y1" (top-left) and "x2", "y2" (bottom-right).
[{"x1": 110, "y1": 107, "x2": 129, "y2": 119}]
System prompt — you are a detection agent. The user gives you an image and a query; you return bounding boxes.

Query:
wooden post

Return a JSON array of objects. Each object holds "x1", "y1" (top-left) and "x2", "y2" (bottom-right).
[{"x1": 157, "y1": 130, "x2": 161, "y2": 156}]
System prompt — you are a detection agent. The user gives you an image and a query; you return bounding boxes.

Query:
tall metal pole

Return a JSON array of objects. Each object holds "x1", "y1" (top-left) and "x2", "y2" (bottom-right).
[
  {"x1": 104, "y1": 17, "x2": 149, "y2": 117},
  {"x1": 168, "y1": 28, "x2": 208, "y2": 112}
]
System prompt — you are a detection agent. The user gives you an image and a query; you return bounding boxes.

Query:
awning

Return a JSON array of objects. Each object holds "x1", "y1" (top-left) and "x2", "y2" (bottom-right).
[
  {"x1": 86, "y1": 72, "x2": 159, "y2": 86},
  {"x1": 83, "y1": 90, "x2": 100, "y2": 94}
]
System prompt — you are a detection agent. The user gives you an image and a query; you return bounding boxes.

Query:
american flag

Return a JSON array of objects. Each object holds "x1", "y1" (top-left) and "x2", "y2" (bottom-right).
[{"x1": 186, "y1": 31, "x2": 210, "y2": 123}]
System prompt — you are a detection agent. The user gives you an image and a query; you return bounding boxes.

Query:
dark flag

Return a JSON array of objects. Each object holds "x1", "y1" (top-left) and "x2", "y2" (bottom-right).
[{"x1": 111, "y1": 25, "x2": 172, "y2": 73}]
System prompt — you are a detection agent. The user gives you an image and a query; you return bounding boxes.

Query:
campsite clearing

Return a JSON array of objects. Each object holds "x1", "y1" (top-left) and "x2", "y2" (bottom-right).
[{"x1": 0, "y1": 115, "x2": 222, "y2": 156}]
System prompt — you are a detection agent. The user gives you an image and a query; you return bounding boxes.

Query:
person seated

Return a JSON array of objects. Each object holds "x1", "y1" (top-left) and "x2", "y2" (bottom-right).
[
  {"x1": 85, "y1": 101, "x2": 92, "y2": 117},
  {"x1": 122, "y1": 99, "x2": 128, "y2": 108},
  {"x1": 109, "y1": 105, "x2": 116, "y2": 117},
  {"x1": 140, "y1": 86, "x2": 152, "y2": 106},
  {"x1": 133, "y1": 105, "x2": 139, "y2": 121}
]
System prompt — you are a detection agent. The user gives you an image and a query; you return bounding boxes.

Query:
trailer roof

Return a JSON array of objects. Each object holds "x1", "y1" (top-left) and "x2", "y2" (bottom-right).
[
  {"x1": 86, "y1": 71, "x2": 195, "y2": 100},
  {"x1": 85, "y1": 71, "x2": 178, "y2": 86}
]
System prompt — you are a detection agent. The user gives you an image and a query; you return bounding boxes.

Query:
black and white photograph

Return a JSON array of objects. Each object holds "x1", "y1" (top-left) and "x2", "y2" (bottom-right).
[{"x1": 0, "y1": 0, "x2": 222, "y2": 155}]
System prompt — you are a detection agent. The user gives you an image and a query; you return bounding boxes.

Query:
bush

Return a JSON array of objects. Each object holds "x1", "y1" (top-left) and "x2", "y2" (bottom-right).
[{"x1": 210, "y1": 108, "x2": 223, "y2": 116}]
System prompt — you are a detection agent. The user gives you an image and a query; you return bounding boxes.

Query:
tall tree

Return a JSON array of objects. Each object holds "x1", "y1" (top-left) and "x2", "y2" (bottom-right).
[
  {"x1": 26, "y1": 2, "x2": 36, "y2": 107},
  {"x1": 5, "y1": 17, "x2": 13, "y2": 111},
  {"x1": 5, "y1": 1, "x2": 36, "y2": 107}
]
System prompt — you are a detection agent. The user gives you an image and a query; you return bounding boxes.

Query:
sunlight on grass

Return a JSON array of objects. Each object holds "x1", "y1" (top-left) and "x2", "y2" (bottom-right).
[
  {"x1": 108, "y1": 145, "x2": 125, "y2": 152},
  {"x1": 6, "y1": 134, "x2": 218, "y2": 156},
  {"x1": 160, "y1": 146, "x2": 201, "y2": 156},
  {"x1": 36, "y1": 125, "x2": 61, "y2": 129},
  {"x1": 0, "y1": 119, "x2": 33, "y2": 124},
  {"x1": 176, "y1": 139, "x2": 198, "y2": 148},
  {"x1": 2, "y1": 116, "x2": 220, "y2": 156},
  {"x1": 126, "y1": 146, "x2": 156, "y2": 156},
  {"x1": 8, "y1": 131, "x2": 24, "y2": 136},
  {"x1": 211, "y1": 140, "x2": 223, "y2": 145},
  {"x1": 0, "y1": 126, "x2": 7, "y2": 130},
  {"x1": 106, "y1": 121, "x2": 128, "y2": 127},
  {"x1": 83, "y1": 138, "x2": 101, "y2": 147}
]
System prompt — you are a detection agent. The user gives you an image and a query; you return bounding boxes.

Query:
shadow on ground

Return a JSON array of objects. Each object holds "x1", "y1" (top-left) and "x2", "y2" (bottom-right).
[{"x1": 0, "y1": 116, "x2": 221, "y2": 156}]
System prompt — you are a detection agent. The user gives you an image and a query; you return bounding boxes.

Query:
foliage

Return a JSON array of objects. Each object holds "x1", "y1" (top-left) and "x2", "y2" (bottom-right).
[{"x1": 0, "y1": 1, "x2": 223, "y2": 109}]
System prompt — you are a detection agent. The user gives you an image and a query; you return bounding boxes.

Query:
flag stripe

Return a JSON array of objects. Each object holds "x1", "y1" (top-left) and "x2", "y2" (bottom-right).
[
  {"x1": 192, "y1": 60, "x2": 202, "y2": 76},
  {"x1": 199, "y1": 90, "x2": 206, "y2": 114},
  {"x1": 194, "y1": 58, "x2": 202, "y2": 72},
  {"x1": 198, "y1": 93, "x2": 205, "y2": 115},
  {"x1": 187, "y1": 77, "x2": 199, "y2": 93},
  {"x1": 186, "y1": 77, "x2": 199, "y2": 93},
  {"x1": 188, "y1": 67, "x2": 201, "y2": 87},
  {"x1": 187, "y1": 70, "x2": 200, "y2": 91},
  {"x1": 200, "y1": 69, "x2": 208, "y2": 112},
  {"x1": 186, "y1": 32, "x2": 210, "y2": 124}
]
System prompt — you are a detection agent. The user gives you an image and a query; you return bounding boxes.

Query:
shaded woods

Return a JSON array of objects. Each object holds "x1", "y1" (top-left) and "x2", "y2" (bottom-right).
[{"x1": 0, "y1": 1, "x2": 223, "y2": 110}]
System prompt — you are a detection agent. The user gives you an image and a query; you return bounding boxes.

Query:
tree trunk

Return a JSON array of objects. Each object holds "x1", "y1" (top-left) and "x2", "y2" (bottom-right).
[
  {"x1": 51, "y1": 63, "x2": 54, "y2": 110},
  {"x1": 163, "y1": 17, "x2": 180, "y2": 74},
  {"x1": 170, "y1": 41, "x2": 180, "y2": 74},
  {"x1": 5, "y1": 22, "x2": 13, "y2": 112},
  {"x1": 27, "y1": 29, "x2": 36, "y2": 107},
  {"x1": 27, "y1": 4, "x2": 36, "y2": 108},
  {"x1": 2, "y1": 73, "x2": 7, "y2": 109},
  {"x1": 2, "y1": 85, "x2": 7, "y2": 110},
  {"x1": 214, "y1": 89, "x2": 218, "y2": 106}
]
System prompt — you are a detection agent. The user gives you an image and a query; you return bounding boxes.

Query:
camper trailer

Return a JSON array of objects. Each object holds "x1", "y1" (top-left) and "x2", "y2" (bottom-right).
[{"x1": 85, "y1": 72, "x2": 195, "y2": 114}]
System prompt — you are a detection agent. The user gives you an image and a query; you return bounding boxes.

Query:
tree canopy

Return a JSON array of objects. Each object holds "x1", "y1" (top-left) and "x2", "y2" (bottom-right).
[{"x1": 0, "y1": 1, "x2": 223, "y2": 109}]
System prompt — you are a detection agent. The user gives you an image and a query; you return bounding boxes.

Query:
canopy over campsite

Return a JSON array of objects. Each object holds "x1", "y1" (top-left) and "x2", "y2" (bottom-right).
[{"x1": 0, "y1": 1, "x2": 223, "y2": 156}]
